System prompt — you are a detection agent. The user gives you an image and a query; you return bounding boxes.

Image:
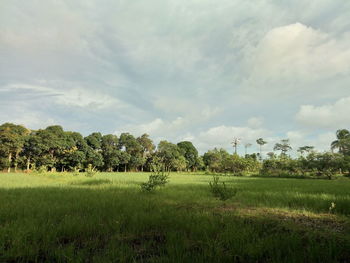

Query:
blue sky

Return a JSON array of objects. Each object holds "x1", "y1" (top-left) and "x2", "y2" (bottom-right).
[{"x1": 1, "y1": 0, "x2": 350, "y2": 154}]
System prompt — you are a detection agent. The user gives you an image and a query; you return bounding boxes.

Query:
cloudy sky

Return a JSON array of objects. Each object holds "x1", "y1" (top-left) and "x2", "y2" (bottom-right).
[{"x1": 1, "y1": 0, "x2": 350, "y2": 154}]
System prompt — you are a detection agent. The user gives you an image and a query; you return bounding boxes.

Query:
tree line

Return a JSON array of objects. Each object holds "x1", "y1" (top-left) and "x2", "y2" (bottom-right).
[
  {"x1": 0, "y1": 122, "x2": 349, "y2": 178},
  {"x1": 0, "y1": 123, "x2": 200, "y2": 173}
]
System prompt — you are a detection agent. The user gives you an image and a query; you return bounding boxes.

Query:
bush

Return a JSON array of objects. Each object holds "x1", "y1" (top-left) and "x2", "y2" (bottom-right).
[
  {"x1": 85, "y1": 164, "x2": 96, "y2": 177},
  {"x1": 141, "y1": 173, "x2": 169, "y2": 192},
  {"x1": 209, "y1": 175, "x2": 237, "y2": 201},
  {"x1": 35, "y1": 165, "x2": 47, "y2": 174},
  {"x1": 141, "y1": 157, "x2": 169, "y2": 192}
]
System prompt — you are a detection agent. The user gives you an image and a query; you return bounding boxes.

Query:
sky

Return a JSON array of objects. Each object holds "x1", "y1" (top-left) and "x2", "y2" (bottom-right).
[{"x1": 1, "y1": 0, "x2": 350, "y2": 155}]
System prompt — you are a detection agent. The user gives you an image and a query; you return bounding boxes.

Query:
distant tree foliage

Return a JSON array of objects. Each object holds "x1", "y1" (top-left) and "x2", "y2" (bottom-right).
[
  {"x1": 0, "y1": 122, "x2": 349, "y2": 178},
  {"x1": 273, "y1": 139, "x2": 292, "y2": 158}
]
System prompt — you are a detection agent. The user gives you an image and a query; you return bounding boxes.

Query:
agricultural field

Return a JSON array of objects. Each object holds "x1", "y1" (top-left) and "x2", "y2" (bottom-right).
[{"x1": 0, "y1": 172, "x2": 349, "y2": 262}]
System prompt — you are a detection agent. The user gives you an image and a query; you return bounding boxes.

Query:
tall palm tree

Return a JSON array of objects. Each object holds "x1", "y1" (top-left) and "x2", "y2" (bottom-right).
[
  {"x1": 331, "y1": 129, "x2": 350, "y2": 154},
  {"x1": 244, "y1": 143, "x2": 252, "y2": 155},
  {"x1": 231, "y1": 137, "x2": 241, "y2": 155},
  {"x1": 256, "y1": 138, "x2": 267, "y2": 158}
]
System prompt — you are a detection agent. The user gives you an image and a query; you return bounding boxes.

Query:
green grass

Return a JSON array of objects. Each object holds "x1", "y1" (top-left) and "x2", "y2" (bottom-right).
[{"x1": 0, "y1": 172, "x2": 349, "y2": 262}]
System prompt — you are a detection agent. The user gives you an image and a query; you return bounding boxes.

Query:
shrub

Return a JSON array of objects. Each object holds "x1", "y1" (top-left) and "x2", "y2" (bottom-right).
[
  {"x1": 141, "y1": 173, "x2": 169, "y2": 192},
  {"x1": 141, "y1": 157, "x2": 169, "y2": 192},
  {"x1": 85, "y1": 164, "x2": 96, "y2": 177},
  {"x1": 329, "y1": 202, "x2": 336, "y2": 213},
  {"x1": 209, "y1": 175, "x2": 237, "y2": 201},
  {"x1": 35, "y1": 165, "x2": 47, "y2": 174}
]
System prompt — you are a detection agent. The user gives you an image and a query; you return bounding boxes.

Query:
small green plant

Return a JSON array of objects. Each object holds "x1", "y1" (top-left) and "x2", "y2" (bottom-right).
[
  {"x1": 141, "y1": 157, "x2": 169, "y2": 192},
  {"x1": 72, "y1": 167, "x2": 80, "y2": 176},
  {"x1": 35, "y1": 165, "x2": 47, "y2": 174},
  {"x1": 85, "y1": 164, "x2": 96, "y2": 177},
  {"x1": 329, "y1": 202, "x2": 336, "y2": 213},
  {"x1": 209, "y1": 175, "x2": 237, "y2": 201}
]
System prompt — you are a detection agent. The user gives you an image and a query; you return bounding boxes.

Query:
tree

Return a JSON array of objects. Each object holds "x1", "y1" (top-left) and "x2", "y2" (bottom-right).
[
  {"x1": 177, "y1": 141, "x2": 199, "y2": 171},
  {"x1": 297, "y1": 146, "x2": 314, "y2": 157},
  {"x1": 256, "y1": 138, "x2": 267, "y2": 159},
  {"x1": 331, "y1": 129, "x2": 350, "y2": 155},
  {"x1": 308, "y1": 152, "x2": 341, "y2": 180},
  {"x1": 274, "y1": 139, "x2": 292, "y2": 158},
  {"x1": 22, "y1": 131, "x2": 41, "y2": 171},
  {"x1": 85, "y1": 147, "x2": 104, "y2": 170},
  {"x1": 0, "y1": 123, "x2": 29, "y2": 172},
  {"x1": 119, "y1": 133, "x2": 143, "y2": 171},
  {"x1": 137, "y1": 134, "x2": 155, "y2": 172},
  {"x1": 59, "y1": 131, "x2": 88, "y2": 171},
  {"x1": 173, "y1": 155, "x2": 187, "y2": 172},
  {"x1": 157, "y1": 141, "x2": 182, "y2": 172},
  {"x1": 85, "y1": 132, "x2": 103, "y2": 151},
  {"x1": 85, "y1": 132, "x2": 104, "y2": 171},
  {"x1": 266, "y1": 152, "x2": 276, "y2": 159},
  {"x1": 101, "y1": 134, "x2": 120, "y2": 172},
  {"x1": 244, "y1": 143, "x2": 252, "y2": 156},
  {"x1": 203, "y1": 148, "x2": 223, "y2": 172},
  {"x1": 231, "y1": 137, "x2": 241, "y2": 154},
  {"x1": 37, "y1": 125, "x2": 68, "y2": 171}
]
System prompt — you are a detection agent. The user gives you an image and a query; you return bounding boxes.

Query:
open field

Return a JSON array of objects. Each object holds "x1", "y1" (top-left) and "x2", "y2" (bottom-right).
[{"x1": 0, "y1": 172, "x2": 349, "y2": 262}]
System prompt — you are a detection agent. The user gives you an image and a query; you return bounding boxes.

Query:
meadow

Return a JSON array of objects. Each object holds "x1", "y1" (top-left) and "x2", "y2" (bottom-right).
[{"x1": 0, "y1": 172, "x2": 349, "y2": 262}]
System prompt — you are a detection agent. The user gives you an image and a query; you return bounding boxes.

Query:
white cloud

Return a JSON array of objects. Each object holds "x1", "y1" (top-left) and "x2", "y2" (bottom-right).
[
  {"x1": 194, "y1": 125, "x2": 270, "y2": 153},
  {"x1": 116, "y1": 117, "x2": 189, "y2": 138},
  {"x1": 0, "y1": 1, "x2": 349, "y2": 151},
  {"x1": 247, "y1": 117, "x2": 264, "y2": 128},
  {"x1": 285, "y1": 130, "x2": 335, "y2": 153},
  {"x1": 2, "y1": 83, "x2": 122, "y2": 109},
  {"x1": 0, "y1": 106, "x2": 56, "y2": 129},
  {"x1": 296, "y1": 97, "x2": 350, "y2": 129},
  {"x1": 242, "y1": 23, "x2": 350, "y2": 99}
]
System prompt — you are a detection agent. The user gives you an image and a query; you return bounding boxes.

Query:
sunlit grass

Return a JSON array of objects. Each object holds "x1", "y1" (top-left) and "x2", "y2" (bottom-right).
[{"x1": 0, "y1": 172, "x2": 349, "y2": 262}]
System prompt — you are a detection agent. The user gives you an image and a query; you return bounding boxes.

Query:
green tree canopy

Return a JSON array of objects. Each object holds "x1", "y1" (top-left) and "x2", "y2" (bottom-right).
[{"x1": 177, "y1": 141, "x2": 198, "y2": 171}]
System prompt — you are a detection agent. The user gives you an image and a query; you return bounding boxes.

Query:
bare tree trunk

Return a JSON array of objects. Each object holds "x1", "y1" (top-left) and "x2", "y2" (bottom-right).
[
  {"x1": 14, "y1": 151, "x2": 20, "y2": 173},
  {"x1": 260, "y1": 145, "x2": 262, "y2": 156},
  {"x1": 26, "y1": 157, "x2": 31, "y2": 172},
  {"x1": 7, "y1": 152, "x2": 12, "y2": 173},
  {"x1": 124, "y1": 165, "x2": 127, "y2": 172}
]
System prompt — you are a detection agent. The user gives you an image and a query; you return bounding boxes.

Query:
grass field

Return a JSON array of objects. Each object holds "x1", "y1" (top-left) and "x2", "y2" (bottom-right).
[{"x1": 0, "y1": 172, "x2": 349, "y2": 262}]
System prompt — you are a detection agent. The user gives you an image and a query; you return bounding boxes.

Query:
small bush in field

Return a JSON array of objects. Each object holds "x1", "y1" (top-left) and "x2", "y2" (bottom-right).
[
  {"x1": 329, "y1": 202, "x2": 336, "y2": 213},
  {"x1": 85, "y1": 164, "x2": 96, "y2": 177},
  {"x1": 209, "y1": 175, "x2": 237, "y2": 201},
  {"x1": 35, "y1": 166, "x2": 47, "y2": 174},
  {"x1": 141, "y1": 157, "x2": 169, "y2": 192},
  {"x1": 141, "y1": 173, "x2": 169, "y2": 192}
]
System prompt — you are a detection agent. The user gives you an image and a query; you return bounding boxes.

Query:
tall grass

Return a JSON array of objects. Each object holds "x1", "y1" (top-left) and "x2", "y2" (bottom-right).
[{"x1": 0, "y1": 172, "x2": 349, "y2": 262}]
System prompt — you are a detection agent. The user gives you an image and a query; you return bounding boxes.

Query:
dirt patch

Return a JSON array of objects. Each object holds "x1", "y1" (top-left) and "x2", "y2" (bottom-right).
[
  {"x1": 216, "y1": 205, "x2": 349, "y2": 234},
  {"x1": 121, "y1": 231, "x2": 166, "y2": 260},
  {"x1": 70, "y1": 179, "x2": 112, "y2": 186}
]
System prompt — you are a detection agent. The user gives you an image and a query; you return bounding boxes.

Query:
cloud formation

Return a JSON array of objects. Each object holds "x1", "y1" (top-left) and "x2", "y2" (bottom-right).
[
  {"x1": 296, "y1": 97, "x2": 350, "y2": 129},
  {"x1": 1, "y1": 0, "x2": 349, "y2": 153}
]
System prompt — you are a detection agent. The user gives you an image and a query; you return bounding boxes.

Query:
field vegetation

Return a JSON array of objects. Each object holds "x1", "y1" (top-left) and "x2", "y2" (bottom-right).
[
  {"x1": 0, "y1": 172, "x2": 349, "y2": 262},
  {"x1": 1, "y1": 123, "x2": 350, "y2": 262}
]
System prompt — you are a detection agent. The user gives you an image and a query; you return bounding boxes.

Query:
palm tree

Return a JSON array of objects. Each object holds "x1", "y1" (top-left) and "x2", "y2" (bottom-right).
[
  {"x1": 231, "y1": 137, "x2": 241, "y2": 155},
  {"x1": 244, "y1": 143, "x2": 252, "y2": 155},
  {"x1": 331, "y1": 129, "x2": 350, "y2": 154},
  {"x1": 256, "y1": 138, "x2": 267, "y2": 158}
]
